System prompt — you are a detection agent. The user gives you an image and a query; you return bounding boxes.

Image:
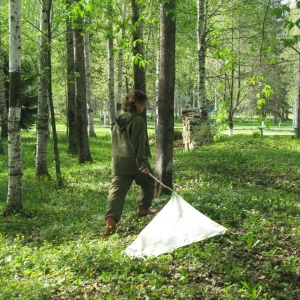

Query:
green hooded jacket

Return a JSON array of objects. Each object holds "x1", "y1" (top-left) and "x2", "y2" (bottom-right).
[{"x1": 111, "y1": 112, "x2": 150, "y2": 175}]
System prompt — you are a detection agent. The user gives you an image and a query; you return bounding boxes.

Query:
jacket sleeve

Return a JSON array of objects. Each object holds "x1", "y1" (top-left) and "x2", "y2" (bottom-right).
[{"x1": 130, "y1": 116, "x2": 149, "y2": 170}]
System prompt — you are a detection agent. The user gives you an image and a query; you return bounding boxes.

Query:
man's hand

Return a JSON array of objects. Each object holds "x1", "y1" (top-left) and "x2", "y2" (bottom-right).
[{"x1": 140, "y1": 167, "x2": 149, "y2": 174}]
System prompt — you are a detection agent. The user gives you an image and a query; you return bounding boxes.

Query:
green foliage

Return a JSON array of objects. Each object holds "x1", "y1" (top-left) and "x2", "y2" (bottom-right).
[
  {"x1": 3, "y1": 53, "x2": 38, "y2": 130},
  {"x1": 192, "y1": 122, "x2": 213, "y2": 145},
  {"x1": 0, "y1": 132, "x2": 300, "y2": 299},
  {"x1": 272, "y1": 1, "x2": 300, "y2": 48},
  {"x1": 271, "y1": 5, "x2": 290, "y2": 19}
]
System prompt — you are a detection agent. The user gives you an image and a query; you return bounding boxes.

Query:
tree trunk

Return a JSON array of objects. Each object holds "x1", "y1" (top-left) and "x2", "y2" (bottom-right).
[
  {"x1": 228, "y1": 110, "x2": 234, "y2": 137},
  {"x1": 46, "y1": 0, "x2": 62, "y2": 185},
  {"x1": 197, "y1": 0, "x2": 208, "y2": 123},
  {"x1": 107, "y1": 2, "x2": 115, "y2": 127},
  {"x1": 131, "y1": 0, "x2": 149, "y2": 155},
  {"x1": 0, "y1": 19, "x2": 8, "y2": 139},
  {"x1": 131, "y1": 0, "x2": 146, "y2": 93},
  {"x1": 84, "y1": 25, "x2": 96, "y2": 137},
  {"x1": 36, "y1": 0, "x2": 50, "y2": 177},
  {"x1": 6, "y1": 0, "x2": 23, "y2": 214},
  {"x1": 155, "y1": 0, "x2": 176, "y2": 195},
  {"x1": 117, "y1": 4, "x2": 126, "y2": 117},
  {"x1": 0, "y1": 22, "x2": 7, "y2": 154},
  {"x1": 74, "y1": 11, "x2": 92, "y2": 163},
  {"x1": 149, "y1": 23, "x2": 156, "y2": 120},
  {"x1": 66, "y1": 0, "x2": 77, "y2": 154},
  {"x1": 0, "y1": 137, "x2": 4, "y2": 154},
  {"x1": 297, "y1": 52, "x2": 300, "y2": 138}
]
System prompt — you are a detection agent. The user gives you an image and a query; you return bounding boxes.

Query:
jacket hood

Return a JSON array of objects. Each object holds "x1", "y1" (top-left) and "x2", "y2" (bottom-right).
[{"x1": 116, "y1": 112, "x2": 140, "y2": 131}]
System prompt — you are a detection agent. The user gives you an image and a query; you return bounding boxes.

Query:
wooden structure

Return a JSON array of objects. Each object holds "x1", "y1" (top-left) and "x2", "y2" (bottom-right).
[{"x1": 181, "y1": 109, "x2": 202, "y2": 151}]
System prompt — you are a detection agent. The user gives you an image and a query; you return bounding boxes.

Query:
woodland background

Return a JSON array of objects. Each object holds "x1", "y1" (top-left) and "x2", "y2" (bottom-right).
[
  {"x1": 1, "y1": 0, "x2": 299, "y2": 132},
  {"x1": 0, "y1": 1, "x2": 300, "y2": 299}
]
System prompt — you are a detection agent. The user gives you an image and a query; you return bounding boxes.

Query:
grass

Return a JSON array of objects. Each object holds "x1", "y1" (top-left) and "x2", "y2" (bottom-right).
[{"x1": 0, "y1": 130, "x2": 300, "y2": 299}]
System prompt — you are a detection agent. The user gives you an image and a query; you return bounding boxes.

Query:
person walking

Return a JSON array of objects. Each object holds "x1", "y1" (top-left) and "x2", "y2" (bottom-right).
[{"x1": 105, "y1": 90, "x2": 157, "y2": 235}]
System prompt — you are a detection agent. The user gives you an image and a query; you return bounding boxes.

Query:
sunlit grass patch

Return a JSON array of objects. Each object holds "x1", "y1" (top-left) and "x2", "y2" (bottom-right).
[{"x1": 0, "y1": 132, "x2": 300, "y2": 299}]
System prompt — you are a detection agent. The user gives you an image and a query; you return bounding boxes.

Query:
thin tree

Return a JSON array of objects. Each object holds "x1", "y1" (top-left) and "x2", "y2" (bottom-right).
[
  {"x1": 297, "y1": 52, "x2": 300, "y2": 138},
  {"x1": 0, "y1": 137, "x2": 3, "y2": 155},
  {"x1": 0, "y1": 19, "x2": 6, "y2": 154},
  {"x1": 84, "y1": 23, "x2": 97, "y2": 137},
  {"x1": 74, "y1": 1, "x2": 92, "y2": 163},
  {"x1": 155, "y1": 0, "x2": 176, "y2": 195},
  {"x1": 197, "y1": 0, "x2": 208, "y2": 122},
  {"x1": 116, "y1": 4, "x2": 126, "y2": 117},
  {"x1": 107, "y1": 2, "x2": 115, "y2": 126},
  {"x1": 36, "y1": 0, "x2": 51, "y2": 177},
  {"x1": 6, "y1": 0, "x2": 23, "y2": 214},
  {"x1": 66, "y1": 0, "x2": 77, "y2": 154},
  {"x1": 44, "y1": 0, "x2": 63, "y2": 185},
  {"x1": 0, "y1": 18, "x2": 8, "y2": 141}
]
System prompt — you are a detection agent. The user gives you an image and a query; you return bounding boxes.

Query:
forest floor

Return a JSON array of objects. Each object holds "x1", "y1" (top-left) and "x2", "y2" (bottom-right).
[{"x1": 0, "y1": 132, "x2": 299, "y2": 299}]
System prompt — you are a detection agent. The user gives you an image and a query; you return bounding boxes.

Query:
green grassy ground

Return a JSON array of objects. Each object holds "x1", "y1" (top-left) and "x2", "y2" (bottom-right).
[{"x1": 0, "y1": 132, "x2": 299, "y2": 299}]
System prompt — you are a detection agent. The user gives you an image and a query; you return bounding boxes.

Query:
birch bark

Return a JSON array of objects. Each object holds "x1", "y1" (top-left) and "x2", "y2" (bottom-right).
[
  {"x1": 116, "y1": 4, "x2": 126, "y2": 117},
  {"x1": 6, "y1": 0, "x2": 23, "y2": 213},
  {"x1": 0, "y1": 19, "x2": 6, "y2": 154},
  {"x1": 107, "y1": 2, "x2": 115, "y2": 126},
  {"x1": 197, "y1": 0, "x2": 208, "y2": 123},
  {"x1": 297, "y1": 52, "x2": 300, "y2": 137},
  {"x1": 0, "y1": 18, "x2": 8, "y2": 141}
]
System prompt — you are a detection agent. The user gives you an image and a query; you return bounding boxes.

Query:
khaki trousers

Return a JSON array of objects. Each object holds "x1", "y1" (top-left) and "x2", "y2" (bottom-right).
[{"x1": 105, "y1": 172, "x2": 155, "y2": 223}]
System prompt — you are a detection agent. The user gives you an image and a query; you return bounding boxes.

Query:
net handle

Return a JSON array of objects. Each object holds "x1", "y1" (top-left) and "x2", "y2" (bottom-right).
[{"x1": 148, "y1": 172, "x2": 175, "y2": 194}]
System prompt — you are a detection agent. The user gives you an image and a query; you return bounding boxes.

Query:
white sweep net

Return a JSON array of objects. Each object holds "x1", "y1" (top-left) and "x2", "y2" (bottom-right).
[{"x1": 125, "y1": 193, "x2": 227, "y2": 258}]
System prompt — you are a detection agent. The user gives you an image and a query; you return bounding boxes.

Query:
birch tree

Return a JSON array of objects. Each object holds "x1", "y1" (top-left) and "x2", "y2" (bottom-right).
[
  {"x1": 197, "y1": 0, "x2": 208, "y2": 122},
  {"x1": 297, "y1": 52, "x2": 300, "y2": 137},
  {"x1": 0, "y1": 20, "x2": 6, "y2": 154},
  {"x1": 36, "y1": 0, "x2": 51, "y2": 177},
  {"x1": 0, "y1": 19, "x2": 8, "y2": 142},
  {"x1": 6, "y1": 0, "x2": 23, "y2": 214},
  {"x1": 116, "y1": 4, "x2": 126, "y2": 117},
  {"x1": 107, "y1": 2, "x2": 115, "y2": 126},
  {"x1": 155, "y1": 0, "x2": 176, "y2": 194}
]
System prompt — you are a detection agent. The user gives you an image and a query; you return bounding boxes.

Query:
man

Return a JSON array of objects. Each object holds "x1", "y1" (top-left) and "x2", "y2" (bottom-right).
[{"x1": 105, "y1": 90, "x2": 157, "y2": 235}]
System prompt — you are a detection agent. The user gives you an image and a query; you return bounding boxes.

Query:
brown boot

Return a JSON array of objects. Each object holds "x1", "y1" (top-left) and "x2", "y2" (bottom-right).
[
  {"x1": 105, "y1": 216, "x2": 116, "y2": 235},
  {"x1": 138, "y1": 205, "x2": 158, "y2": 217}
]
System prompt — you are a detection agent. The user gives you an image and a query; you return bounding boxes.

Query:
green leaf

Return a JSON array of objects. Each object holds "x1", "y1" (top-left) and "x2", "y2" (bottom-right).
[
  {"x1": 132, "y1": 39, "x2": 143, "y2": 48},
  {"x1": 271, "y1": 8, "x2": 283, "y2": 19},
  {"x1": 257, "y1": 98, "x2": 266, "y2": 110},
  {"x1": 269, "y1": 57, "x2": 277, "y2": 65},
  {"x1": 285, "y1": 20, "x2": 294, "y2": 30},
  {"x1": 282, "y1": 36, "x2": 300, "y2": 47},
  {"x1": 262, "y1": 84, "x2": 273, "y2": 98},
  {"x1": 139, "y1": 60, "x2": 145, "y2": 68},
  {"x1": 282, "y1": 4, "x2": 291, "y2": 13},
  {"x1": 133, "y1": 56, "x2": 139, "y2": 65}
]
